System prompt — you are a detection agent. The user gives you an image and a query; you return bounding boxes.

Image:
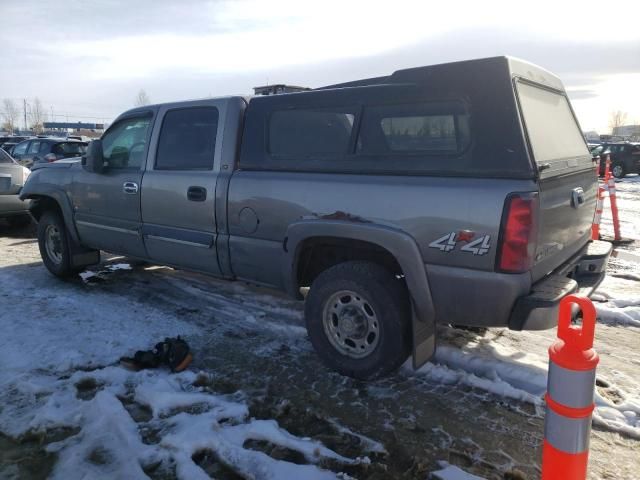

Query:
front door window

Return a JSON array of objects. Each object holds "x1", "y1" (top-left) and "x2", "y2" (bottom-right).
[{"x1": 102, "y1": 116, "x2": 152, "y2": 169}]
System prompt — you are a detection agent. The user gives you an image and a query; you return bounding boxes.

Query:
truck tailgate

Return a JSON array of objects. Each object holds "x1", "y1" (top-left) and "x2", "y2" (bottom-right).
[
  {"x1": 532, "y1": 168, "x2": 597, "y2": 282},
  {"x1": 515, "y1": 80, "x2": 597, "y2": 282}
]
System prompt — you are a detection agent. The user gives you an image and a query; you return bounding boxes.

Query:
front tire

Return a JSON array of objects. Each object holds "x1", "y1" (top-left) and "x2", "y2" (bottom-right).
[
  {"x1": 304, "y1": 261, "x2": 411, "y2": 379},
  {"x1": 37, "y1": 211, "x2": 75, "y2": 277}
]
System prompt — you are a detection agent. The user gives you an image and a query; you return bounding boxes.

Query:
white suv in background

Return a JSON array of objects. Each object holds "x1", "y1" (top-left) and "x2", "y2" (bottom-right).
[{"x1": 0, "y1": 149, "x2": 31, "y2": 227}]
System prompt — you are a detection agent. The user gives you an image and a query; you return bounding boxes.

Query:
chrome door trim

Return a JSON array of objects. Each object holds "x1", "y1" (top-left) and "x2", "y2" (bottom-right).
[
  {"x1": 76, "y1": 220, "x2": 140, "y2": 235},
  {"x1": 144, "y1": 234, "x2": 211, "y2": 248}
]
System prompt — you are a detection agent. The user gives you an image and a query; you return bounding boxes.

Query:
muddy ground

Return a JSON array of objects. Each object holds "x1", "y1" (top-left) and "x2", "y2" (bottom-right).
[{"x1": 0, "y1": 214, "x2": 639, "y2": 479}]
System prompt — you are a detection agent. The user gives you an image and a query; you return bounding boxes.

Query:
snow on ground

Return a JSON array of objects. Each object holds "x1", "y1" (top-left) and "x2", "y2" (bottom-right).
[
  {"x1": 430, "y1": 462, "x2": 485, "y2": 480},
  {"x1": 7, "y1": 367, "x2": 365, "y2": 480},
  {"x1": 0, "y1": 175, "x2": 639, "y2": 479},
  {"x1": 0, "y1": 260, "x2": 367, "y2": 479}
]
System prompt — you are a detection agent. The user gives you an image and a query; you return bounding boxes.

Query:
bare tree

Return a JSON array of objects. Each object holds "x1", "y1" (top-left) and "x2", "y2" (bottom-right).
[
  {"x1": 2, "y1": 99, "x2": 19, "y2": 134},
  {"x1": 608, "y1": 110, "x2": 628, "y2": 134},
  {"x1": 134, "y1": 89, "x2": 150, "y2": 107},
  {"x1": 29, "y1": 97, "x2": 46, "y2": 133}
]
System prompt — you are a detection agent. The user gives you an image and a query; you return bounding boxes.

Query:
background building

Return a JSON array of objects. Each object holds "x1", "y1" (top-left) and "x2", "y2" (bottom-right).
[{"x1": 612, "y1": 124, "x2": 640, "y2": 137}]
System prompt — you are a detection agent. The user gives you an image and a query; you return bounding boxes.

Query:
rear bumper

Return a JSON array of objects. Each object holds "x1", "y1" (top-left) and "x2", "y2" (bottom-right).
[{"x1": 508, "y1": 240, "x2": 612, "y2": 330}]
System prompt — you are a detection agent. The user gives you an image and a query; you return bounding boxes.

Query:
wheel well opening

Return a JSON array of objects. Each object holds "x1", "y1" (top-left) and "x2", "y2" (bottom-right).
[
  {"x1": 28, "y1": 196, "x2": 62, "y2": 221},
  {"x1": 296, "y1": 237, "x2": 403, "y2": 289}
]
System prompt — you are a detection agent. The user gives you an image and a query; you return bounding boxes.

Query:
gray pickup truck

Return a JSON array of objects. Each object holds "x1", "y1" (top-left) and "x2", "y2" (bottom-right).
[{"x1": 21, "y1": 56, "x2": 611, "y2": 379}]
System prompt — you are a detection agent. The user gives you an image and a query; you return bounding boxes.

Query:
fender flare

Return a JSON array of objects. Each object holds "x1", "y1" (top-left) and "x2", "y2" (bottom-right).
[
  {"x1": 21, "y1": 184, "x2": 81, "y2": 244},
  {"x1": 283, "y1": 220, "x2": 436, "y2": 367}
]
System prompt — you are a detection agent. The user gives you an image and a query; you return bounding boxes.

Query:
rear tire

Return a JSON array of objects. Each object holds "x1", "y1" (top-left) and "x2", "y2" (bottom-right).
[
  {"x1": 37, "y1": 211, "x2": 75, "y2": 278},
  {"x1": 304, "y1": 261, "x2": 411, "y2": 380}
]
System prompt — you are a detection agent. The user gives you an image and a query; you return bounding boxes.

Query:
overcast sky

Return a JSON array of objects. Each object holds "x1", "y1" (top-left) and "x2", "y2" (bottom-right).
[{"x1": 1, "y1": 0, "x2": 639, "y2": 133}]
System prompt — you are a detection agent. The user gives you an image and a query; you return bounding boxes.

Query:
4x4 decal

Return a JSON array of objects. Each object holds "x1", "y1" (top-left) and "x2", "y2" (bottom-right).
[{"x1": 429, "y1": 231, "x2": 491, "y2": 255}]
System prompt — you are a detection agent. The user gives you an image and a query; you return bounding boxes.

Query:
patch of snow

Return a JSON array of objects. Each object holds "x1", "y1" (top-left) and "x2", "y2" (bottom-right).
[
  {"x1": 78, "y1": 270, "x2": 98, "y2": 282},
  {"x1": 47, "y1": 390, "x2": 164, "y2": 480},
  {"x1": 106, "y1": 263, "x2": 132, "y2": 271},
  {"x1": 326, "y1": 418, "x2": 387, "y2": 454},
  {"x1": 430, "y1": 461, "x2": 485, "y2": 479},
  {"x1": 596, "y1": 303, "x2": 640, "y2": 328}
]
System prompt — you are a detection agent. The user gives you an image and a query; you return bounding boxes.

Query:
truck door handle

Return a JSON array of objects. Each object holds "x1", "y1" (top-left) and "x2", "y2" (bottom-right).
[
  {"x1": 123, "y1": 181, "x2": 139, "y2": 194},
  {"x1": 187, "y1": 186, "x2": 207, "y2": 202}
]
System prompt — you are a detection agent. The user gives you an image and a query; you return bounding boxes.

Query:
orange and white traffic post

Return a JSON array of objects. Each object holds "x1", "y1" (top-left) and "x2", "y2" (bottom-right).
[
  {"x1": 541, "y1": 294, "x2": 599, "y2": 480},
  {"x1": 606, "y1": 170, "x2": 622, "y2": 242},
  {"x1": 591, "y1": 184, "x2": 605, "y2": 240},
  {"x1": 604, "y1": 155, "x2": 611, "y2": 179},
  {"x1": 592, "y1": 153, "x2": 626, "y2": 243}
]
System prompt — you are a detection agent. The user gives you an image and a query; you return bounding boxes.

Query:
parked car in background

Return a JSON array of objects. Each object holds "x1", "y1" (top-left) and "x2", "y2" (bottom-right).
[
  {"x1": 0, "y1": 136, "x2": 31, "y2": 156},
  {"x1": 0, "y1": 148, "x2": 31, "y2": 226},
  {"x1": 589, "y1": 144, "x2": 603, "y2": 166},
  {"x1": 0, "y1": 136, "x2": 30, "y2": 148},
  {"x1": 11, "y1": 138, "x2": 88, "y2": 169},
  {"x1": 593, "y1": 142, "x2": 640, "y2": 178}
]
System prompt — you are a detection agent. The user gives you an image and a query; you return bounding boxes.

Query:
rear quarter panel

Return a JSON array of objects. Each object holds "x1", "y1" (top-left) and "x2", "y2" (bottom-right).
[{"x1": 227, "y1": 171, "x2": 538, "y2": 284}]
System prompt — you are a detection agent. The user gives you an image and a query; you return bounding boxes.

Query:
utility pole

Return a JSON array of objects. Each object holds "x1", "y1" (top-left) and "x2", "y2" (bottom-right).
[{"x1": 23, "y1": 99, "x2": 27, "y2": 132}]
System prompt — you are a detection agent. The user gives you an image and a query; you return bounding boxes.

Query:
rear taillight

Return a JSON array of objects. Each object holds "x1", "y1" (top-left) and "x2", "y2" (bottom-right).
[{"x1": 497, "y1": 193, "x2": 538, "y2": 273}]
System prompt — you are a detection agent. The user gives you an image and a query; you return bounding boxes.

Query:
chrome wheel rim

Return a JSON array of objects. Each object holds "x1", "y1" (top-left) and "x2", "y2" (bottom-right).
[
  {"x1": 45, "y1": 225, "x2": 63, "y2": 264},
  {"x1": 322, "y1": 290, "x2": 379, "y2": 358},
  {"x1": 612, "y1": 165, "x2": 623, "y2": 178}
]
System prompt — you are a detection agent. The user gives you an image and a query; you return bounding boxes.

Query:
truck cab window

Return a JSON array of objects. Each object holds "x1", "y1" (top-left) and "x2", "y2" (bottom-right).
[
  {"x1": 102, "y1": 116, "x2": 151, "y2": 169},
  {"x1": 155, "y1": 107, "x2": 219, "y2": 170},
  {"x1": 269, "y1": 109, "x2": 355, "y2": 156}
]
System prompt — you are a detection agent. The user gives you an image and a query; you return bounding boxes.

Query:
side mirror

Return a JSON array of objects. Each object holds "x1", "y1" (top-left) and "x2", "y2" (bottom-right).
[{"x1": 82, "y1": 139, "x2": 105, "y2": 173}]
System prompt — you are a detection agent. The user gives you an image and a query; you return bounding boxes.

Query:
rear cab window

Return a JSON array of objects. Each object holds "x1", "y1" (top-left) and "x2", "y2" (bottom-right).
[
  {"x1": 155, "y1": 106, "x2": 219, "y2": 170},
  {"x1": 516, "y1": 81, "x2": 590, "y2": 176}
]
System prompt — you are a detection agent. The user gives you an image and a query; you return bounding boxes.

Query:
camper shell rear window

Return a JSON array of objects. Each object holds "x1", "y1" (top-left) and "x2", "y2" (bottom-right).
[{"x1": 516, "y1": 81, "x2": 591, "y2": 176}]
